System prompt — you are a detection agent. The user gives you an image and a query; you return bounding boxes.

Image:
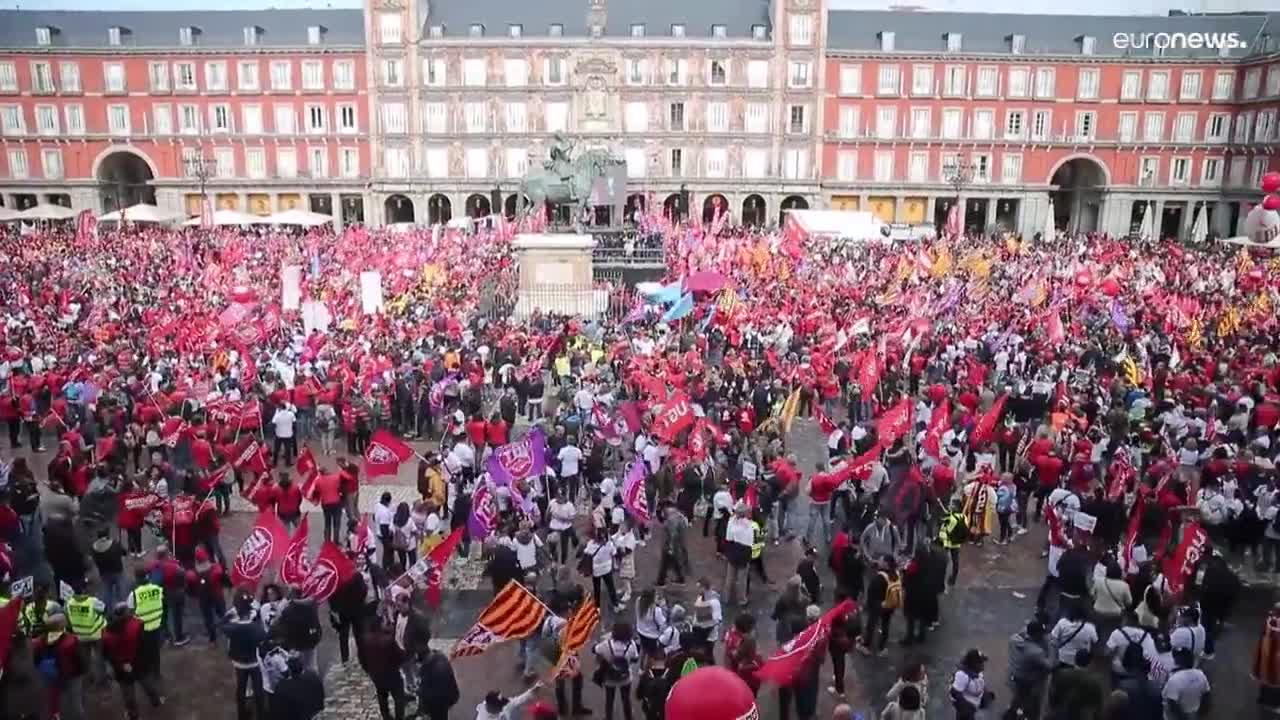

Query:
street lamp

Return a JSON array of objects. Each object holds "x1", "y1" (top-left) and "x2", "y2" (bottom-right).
[
  {"x1": 184, "y1": 153, "x2": 215, "y2": 218},
  {"x1": 943, "y1": 159, "x2": 975, "y2": 231}
]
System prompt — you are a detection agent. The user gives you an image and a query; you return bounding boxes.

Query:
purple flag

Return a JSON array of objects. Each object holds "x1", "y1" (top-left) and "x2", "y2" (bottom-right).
[
  {"x1": 622, "y1": 302, "x2": 648, "y2": 324},
  {"x1": 621, "y1": 462, "x2": 650, "y2": 525},
  {"x1": 485, "y1": 427, "x2": 548, "y2": 486},
  {"x1": 467, "y1": 481, "x2": 499, "y2": 540},
  {"x1": 428, "y1": 373, "x2": 458, "y2": 413},
  {"x1": 1110, "y1": 299, "x2": 1131, "y2": 334}
]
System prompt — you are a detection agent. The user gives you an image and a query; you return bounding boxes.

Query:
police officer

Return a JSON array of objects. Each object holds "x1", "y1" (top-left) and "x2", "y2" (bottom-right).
[
  {"x1": 127, "y1": 567, "x2": 165, "y2": 671},
  {"x1": 20, "y1": 580, "x2": 56, "y2": 637},
  {"x1": 938, "y1": 499, "x2": 967, "y2": 587},
  {"x1": 746, "y1": 509, "x2": 771, "y2": 594},
  {"x1": 67, "y1": 585, "x2": 108, "y2": 685}
]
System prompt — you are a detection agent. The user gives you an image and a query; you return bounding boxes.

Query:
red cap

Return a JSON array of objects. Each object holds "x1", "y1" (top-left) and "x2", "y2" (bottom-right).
[{"x1": 195, "y1": 547, "x2": 210, "y2": 563}]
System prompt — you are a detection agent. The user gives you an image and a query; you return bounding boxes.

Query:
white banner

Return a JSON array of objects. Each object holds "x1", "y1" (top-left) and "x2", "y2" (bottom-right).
[
  {"x1": 360, "y1": 271, "x2": 384, "y2": 315},
  {"x1": 301, "y1": 300, "x2": 332, "y2": 335},
  {"x1": 281, "y1": 264, "x2": 303, "y2": 311}
]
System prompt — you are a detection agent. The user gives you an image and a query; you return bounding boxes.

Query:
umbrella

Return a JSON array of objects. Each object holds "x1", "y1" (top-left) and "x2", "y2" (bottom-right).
[
  {"x1": 1043, "y1": 198, "x2": 1055, "y2": 242},
  {"x1": 1190, "y1": 203, "x2": 1208, "y2": 244},
  {"x1": 265, "y1": 209, "x2": 333, "y2": 227},
  {"x1": 0, "y1": 206, "x2": 20, "y2": 222},
  {"x1": 18, "y1": 203, "x2": 77, "y2": 221},
  {"x1": 1138, "y1": 203, "x2": 1154, "y2": 239},
  {"x1": 98, "y1": 203, "x2": 183, "y2": 224},
  {"x1": 683, "y1": 270, "x2": 727, "y2": 294},
  {"x1": 182, "y1": 209, "x2": 267, "y2": 226}
]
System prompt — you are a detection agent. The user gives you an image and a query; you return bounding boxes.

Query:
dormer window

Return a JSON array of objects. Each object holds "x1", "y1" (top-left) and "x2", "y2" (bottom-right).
[
  {"x1": 946, "y1": 32, "x2": 962, "y2": 52},
  {"x1": 1010, "y1": 34, "x2": 1025, "y2": 54},
  {"x1": 469, "y1": 24, "x2": 484, "y2": 38},
  {"x1": 243, "y1": 26, "x2": 261, "y2": 46},
  {"x1": 1080, "y1": 35, "x2": 1096, "y2": 55},
  {"x1": 879, "y1": 31, "x2": 895, "y2": 52},
  {"x1": 429, "y1": 25, "x2": 444, "y2": 38},
  {"x1": 35, "y1": 27, "x2": 53, "y2": 46},
  {"x1": 108, "y1": 27, "x2": 123, "y2": 46},
  {"x1": 711, "y1": 24, "x2": 727, "y2": 39},
  {"x1": 631, "y1": 24, "x2": 645, "y2": 38},
  {"x1": 671, "y1": 24, "x2": 685, "y2": 37},
  {"x1": 591, "y1": 24, "x2": 603, "y2": 38},
  {"x1": 549, "y1": 24, "x2": 563, "y2": 37},
  {"x1": 508, "y1": 24, "x2": 523, "y2": 38},
  {"x1": 751, "y1": 24, "x2": 767, "y2": 40},
  {"x1": 307, "y1": 26, "x2": 324, "y2": 45},
  {"x1": 179, "y1": 26, "x2": 196, "y2": 46}
]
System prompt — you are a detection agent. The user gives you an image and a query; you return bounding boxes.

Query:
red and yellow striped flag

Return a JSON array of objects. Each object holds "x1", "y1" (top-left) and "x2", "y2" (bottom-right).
[
  {"x1": 551, "y1": 601, "x2": 602, "y2": 680},
  {"x1": 450, "y1": 582, "x2": 548, "y2": 659}
]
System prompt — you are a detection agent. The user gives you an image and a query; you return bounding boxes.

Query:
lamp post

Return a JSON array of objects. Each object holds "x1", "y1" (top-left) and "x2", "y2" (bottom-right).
[
  {"x1": 943, "y1": 158, "x2": 975, "y2": 232},
  {"x1": 184, "y1": 153, "x2": 215, "y2": 218}
]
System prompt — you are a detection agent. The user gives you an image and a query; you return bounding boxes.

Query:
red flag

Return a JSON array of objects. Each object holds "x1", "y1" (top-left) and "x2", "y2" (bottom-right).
[
  {"x1": 923, "y1": 399, "x2": 950, "y2": 459},
  {"x1": 363, "y1": 429, "x2": 415, "y2": 478},
  {"x1": 815, "y1": 406, "x2": 836, "y2": 435},
  {"x1": 161, "y1": 417, "x2": 188, "y2": 448},
  {"x1": 755, "y1": 599, "x2": 856, "y2": 687},
  {"x1": 300, "y1": 541, "x2": 357, "y2": 602},
  {"x1": 232, "y1": 438, "x2": 270, "y2": 475},
  {"x1": 236, "y1": 399, "x2": 262, "y2": 430},
  {"x1": 240, "y1": 472, "x2": 275, "y2": 506},
  {"x1": 280, "y1": 515, "x2": 312, "y2": 587},
  {"x1": 618, "y1": 401, "x2": 644, "y2": 434},
  {"x1": 296, "y1": 447, "x2": 317, "y2": 478},
  {"x1": 1122, "y1": 489, "x2": 1147, "y2": 571},
  {"x1": 0, "y1": 597, "x2": 22, "y2": 674},
  {"x1": 857, "y1": 352, "x2": 882, "y2": 394},
  {"x1": 299, "y1": 472, "x2": 319, "y2": 504},
  {"x1": 352, "y1": 514, "x2": 371, "y2": 557},
  {"x1": 1047, "y1": 310, "x2": 1066, "y2": 344},
  {"x1": 424, "y1": 528, "x2": 464, "y2": 607},
  {"x1": 231, "y1": 509, "x2": 290, "y2": 587},
  {"x1": 1162, "y1": 521, "x2": 1209, "y2": 598},
  {"x1": 197, "y1": 464, "x2": 231, "y2": 495},
  {"x1": 876, "y1": 398, "x2": 913, "y2": 449},
  {"x1": 970, "y1": 393, "x2": 1008, "y2": 448},
  {"x1": 651, "y1": 393, "x2": 695, "y2": 443},
  {"x1": 1107, "y1": 452, "x2": 1136, "y2": 501}
]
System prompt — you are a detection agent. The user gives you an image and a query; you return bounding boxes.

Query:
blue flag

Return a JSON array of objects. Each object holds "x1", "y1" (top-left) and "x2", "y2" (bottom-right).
[
  {"x1": 698, "y1": 306, "x2": 717, "y2": 333},
  {"x1": 661, "y1": 293, "x2": 694, "y2": 323},
  {"x1": 644, "y1": 281, "x2": 684, "y2": 306}
]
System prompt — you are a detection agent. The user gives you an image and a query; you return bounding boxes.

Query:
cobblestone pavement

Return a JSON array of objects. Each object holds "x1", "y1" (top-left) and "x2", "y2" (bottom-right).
[{"x1": 12, "y1": 418, "x2": 1280, "y2": 719}]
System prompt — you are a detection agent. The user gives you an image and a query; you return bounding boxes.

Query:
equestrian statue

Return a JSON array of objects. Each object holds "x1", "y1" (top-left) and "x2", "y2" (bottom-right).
[{"x1": 519, "y1": 134, "x2": 625, "y2": 232}]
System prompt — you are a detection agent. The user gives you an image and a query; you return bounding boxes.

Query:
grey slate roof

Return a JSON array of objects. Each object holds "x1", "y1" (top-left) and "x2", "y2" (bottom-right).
[
  {"x1": 827, "y1": 10, "x2": 1280, "y2": 58},
  {"x1": 422, "y1": 0, "x2": 771, "y2": 39},
  {"x1": 0, "y1": 9, "x2": 366, "y2": 50}
]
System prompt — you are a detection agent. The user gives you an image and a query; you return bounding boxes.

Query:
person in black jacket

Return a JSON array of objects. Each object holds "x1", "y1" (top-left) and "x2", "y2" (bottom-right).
[
  {"x1": 901, "y1": 546, "x2": 934, "y2": 645},
  {"x1": 360, "y1": 622, "x2": 407, "y2": 720},
  {"x1": 416, "y1": 644, "x2": 461, "y2": 720},
  {"x1": 483, "y1": 540, "x2": 522, "y2": 596},
  {"x1": 276, "y1": 590, "x2": 323, "y2": 673},
  {"x1": 328, "y1": 573, "x2": 369, "y2": 666},
  {"x1": 636, "y1": 650, "x2": 672, "y2": 720},
  {"x1": 272, "y1": 656, "x2": 325, "y2": 720}
]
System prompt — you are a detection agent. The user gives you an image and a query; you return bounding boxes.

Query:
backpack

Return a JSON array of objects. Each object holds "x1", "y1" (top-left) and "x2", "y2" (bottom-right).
[
  {"x1": 880, "y1": 572, "x2": 903, "y2": 610},
  {"x1": 1120, "y1": 631, "x2": 1150, "y2": 674}
]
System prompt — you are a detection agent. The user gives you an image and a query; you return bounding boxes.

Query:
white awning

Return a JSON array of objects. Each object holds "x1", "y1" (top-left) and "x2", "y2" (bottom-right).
[
  {"x1": 182, "y1": 209, "x2": 268, "y2": 226},
  {"x1": 264, "y1": 209, "x2": 333, "y2": 227},
  {"x1": 98, "y1": 203, "x2": 183, "y2": 224},
  {"x1": 790, "y1": 209, "x2": 888, "y2": 241},
  {"x1": 17, "y1": 203, "x2": 78, "y2": 220}
]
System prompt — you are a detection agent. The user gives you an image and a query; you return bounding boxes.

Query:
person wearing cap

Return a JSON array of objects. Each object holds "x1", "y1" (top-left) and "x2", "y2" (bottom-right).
[
  {"x1": 65, "y1": 583, "x2": 107, "y2": 686},
  {"x1": 102, "y1": 604, "x2": 165, "y2": 720}
]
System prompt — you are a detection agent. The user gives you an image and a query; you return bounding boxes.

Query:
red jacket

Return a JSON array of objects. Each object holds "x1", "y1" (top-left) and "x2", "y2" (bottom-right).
[
  {"x1": 485, "y1": 420, "x2": 509, "y2": 447},
  {"x1": 466, "y1": 419, "x2": 486, "y2": 446},
  {"x1": 276, "y1": 482, "x2": 303, "y2": 515},
  {"x1": 186, "y1": 563, "x2": 228, "y2": 601},
  {"x1": 102, "y1": 617, "x2": 144, "y2": 668}
]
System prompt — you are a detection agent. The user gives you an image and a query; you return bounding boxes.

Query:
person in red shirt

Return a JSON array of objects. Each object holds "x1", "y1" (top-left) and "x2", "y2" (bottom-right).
[
  {"x1": 102, "y1": 606, "x2": 165, "y2": 718},
  {"x1": 485, "y1": 413, "x2": 509, "y2": 449},
  {"x1": 465, "y1": 414, "x2": 487, "y2": 448},
  {"x1": 313, "y1": 470, "x2": 344, "y2": 544},
  {"x1": 1032, "y1": 452, "x2": 1065, "y2": 520},
  {"x1": 32, "y1": 613, "x2": 83, "y2": 719},
  {"x1": 189, "y1": 430, "x2": 213, "y2": 470},
  {"x1": 187, "y1": 547, "x2": 230, "y2": 644},
  {"x1": 274, "y1": 474, "x2": 304, "y2": 532},
  {"x1": 151, "y1": 547, "x2": 191, "y2": 646},
  {"x1": 338, "y1": 458, "x2": 361, "y2": 527},
  {"x1": 931, "y1": 457, "x2": 957, "y2": 501}
]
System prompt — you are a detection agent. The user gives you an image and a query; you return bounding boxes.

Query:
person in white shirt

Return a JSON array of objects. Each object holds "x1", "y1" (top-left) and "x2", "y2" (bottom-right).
[
  {"x1": 711, "y1": 480, "x2": 735, "y2": 549},
  {"x1": 1169, "y1": 606, "x2": 1208, "y2": 666},
  {"x1": 547, "y1": 489, "x2": 579, "y2": 564},
  {"x1": 582, "y1": 527, "x2": 622, "y2": 612},
  {"x1": 723, "y1": 502, "x2": 755, "y2": 606},
  {"x1": 270, "y1": 404, "x2": 298, "y2": 467},
  {"x1": 691, "y1": 577, "x2": 723, "y2": 654},
  {"x1": 450, "y1": 438, "x2": 476, "y2": 476},
  {"x1": 634, "y1": 589, "x2": 668, "y2": 656},
  {"x1": 1162, "y1": 648, "x2": 1210, "y2": 720},
  {"x1": 502, "y1": 525, "x2": 544, "y2": 576},
  {"x1": 612, "y1": 519, "x2": 638, "y2": 603},
  {"x1": 558, "y1": 441, "x2": 584, "y2": 503},
  {"x1": 1106, "y1": 612, "x2": 1158, "y2": 677},
  {"x1": 827, "y1": 424, "x2": 847, "y2": 459},
  {"x1": 1048, "y1": 607, "x2": 1098, "y2": 667}
]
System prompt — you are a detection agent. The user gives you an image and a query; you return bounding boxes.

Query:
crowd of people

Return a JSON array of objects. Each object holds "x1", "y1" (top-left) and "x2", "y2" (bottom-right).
[{"x1": 0, "y1": 205, "x2": 1274, "y2": 720}]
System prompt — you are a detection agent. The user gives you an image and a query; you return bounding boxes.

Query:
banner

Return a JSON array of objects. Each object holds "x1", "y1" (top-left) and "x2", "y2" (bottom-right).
[
  {"x1": 300, "y1": 541, "x2": 356, "y2": 602},
  {"x1": 923, "y1": 399, "x2": 949, "y2": 459},
  {"x1": 486, "y1": 428, "x2": 548, "y2": 486},
  {"x1": 280, "y1": 515, "x2": 312, "y2": 587},
  {"x1": 622, "y1": 461, "x2": 650, "y2": 525},
  {"x1": 363, "y1": 429, "x2": 415, "y2": 478},
  {"x1": 231, "y1": 510, "x2": 290, "y2": 587},
  {"x1": 467, "y1": 481, "x2": 500, "y2": 541},
  {"x1": 1162, "y1": 521, "x2": 1210, "y2": 597},
  {"x1": 970, "y1": 393, "x2": 1008, "y2": 448},
  {"x1": 450, "y1": 582, "x2": 549, "y2": 659},
  {"x1": 300, "y1": 300, "x2": 332, "y2": 335},
  {"x1": 232, "y1": 438, "x2": 270, "y2": 475},
  {"x1": 551, "y1": 601, "x2": 601, "y2": 680},
  {"x1": 423, "y1": 528, "x2": 464, "y2": 607},
  {"x1": 651, "y1": 393, "x2": 695, "y2": 443},
  {"x1": 876, "y1": 398, "x2": 913, "y2": 449},
  {"x1": 359, "y1": 271, "x2": 384, "y2": 315},
  {"x1": 755, "y1": 599, "x2": 856, "y2": 687},
  {"x1": 281, "y1": 265, "x2": 303, "y2": 311}
]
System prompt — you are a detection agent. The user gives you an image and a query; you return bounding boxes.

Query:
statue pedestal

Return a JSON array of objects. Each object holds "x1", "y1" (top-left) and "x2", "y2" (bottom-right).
[{"x1": 513, "y1": 233, "x2": 606, "y2": 319}]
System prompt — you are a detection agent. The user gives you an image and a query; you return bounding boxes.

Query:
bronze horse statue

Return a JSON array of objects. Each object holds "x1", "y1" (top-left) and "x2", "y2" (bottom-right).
[{"x1": 519, "y1": 137, "x2": 625, "y2": 231}]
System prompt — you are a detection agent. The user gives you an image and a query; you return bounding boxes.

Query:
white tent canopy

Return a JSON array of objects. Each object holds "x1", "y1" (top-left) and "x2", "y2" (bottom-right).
[
  {"x1": 0, "y1": 206, "x2": 21, "y2": 222},
  {"x1": 182, "y1": 209, "x2": 268, "y2": 226},
  {"x1": 265, "y1": 208, "x2": 333, "y2": 226},
  {"x1": 99, "y1": 203, "x2": 183, "y2": 224},
  {"x1": 789, "y1": 209, "x2": 887, "y2": 241},
  {"x1": 18, "y1": 203, "x2": 78, "y2": 221}
]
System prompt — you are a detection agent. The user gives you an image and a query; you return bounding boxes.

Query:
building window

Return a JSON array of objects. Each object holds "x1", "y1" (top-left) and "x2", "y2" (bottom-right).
[
  {"x1": 179, "y1": 104, "x2": 200, "y2": 134},
  {"x1": 545, "y1": 102, "x2": 568, "y2": 132},
  {"x1": 1005, "y1": 110, "x2": 1024, "y2": 139},
  {"x1": 1143, "y1": 112, "x2": 1164, "y2": 142},
  {"x1": 1008, "y1": 67, "x2": 1029, "y2": 98},
  {"x1": 975, "y1": 67, "x2": 997, "y2": 97},
  {"x1": 64, "y1": 104, "x2": 84, "y2": 135},
  {"x1": 308, "y1": 26, "x2": 323, "y2": 45},
  {"x1": 877, "y1": 64, "x2": 900, "y2": 95},
  {"x1": 245, "y1": 148, "x2": 266, "y2": 179},
  {"x1": 271, "y1": 62, "x2": 292, "y2": 91},
  {"x1": 464, "y1": 59, "x2": 486, "y2": 87},
  {"x1": 108, "y1": 104, "x2": 130, "y2": 135},
  {"x1": 744, "y1": 148, "x2": 767, "y2": 178},
  {"x1": 1205, "y1": 113, "x2": 1228, "y2": 142},
  {"x1": 746, "y1": 102, "x2": 768, "y2": 133},
  {"x1": 213, "y1": 147, "x2": 234, "y2": 178},
  {"x1": 711, "y1": 24, "x2": 727, "y2": 39},
  {"x1": 946, "y1": 33, "x2": 962, "y2": 52},
  {"x1": 875, "y1": 105, "x2": 896, "y2": 139},
  {"x1": 1180, "y1": 71, "x2": 1201, "y2": 101},
  {"x1": 709, "y1": 60, "x2": 728, "y2": 86},
  {"x1": 1173, "y1": 113, "x2": 1195, "y2": 143},
  {"x1": 1170, "y1": 157, "x2": 1190, "y2": 186},
  {"x1": 0, "y1": 105, "x2": 24, "y2": 135},
  {"x1": 379, "y1": 14, "x2": 402, "y2": 44},
  {"x1": 331, "y1": 61, "x2": 354, "y2": 91},
  {"x1": 35, "y1": 105, "x2": 58, "y2": 135},
  {"x1": 544, "y1": 58, "x2": 566, "y2": 86},
  {"x1": 627, "y1": 59, "x2": 648, "y2": 86},
  {"x1": 873, "y1": 150, "x2": 893, "y2": 182},
  {"x1": 789, "y1": 62, "x2": 810, "y2": 88},
  {"x1": 0, "y1": 62, "x2": 16, "y2": 92},
  {"x1": 836, "y1": 150, "x2": 856, "y2": 182},
  {"x1": 910, "y1": 107, "x2": 931, "y2": 139},
  {"x1": 1228, "y1": 157, "x2": 1246, "y2": 186},
  {"x1": 421, "y1": 103, "x2": 446, "y2": 133},
  {"x1": 1201, "y1": 157, "x2": 1221, "y2": 186},
  {"x1": 1034, "y1": 68, "x2": 1055, "y2": 98},
  {"x1": 1030, "y1": 109, "x2": 1050, "y2": 140},
  {"x1": 381, "y1": 103, "x2": 406, "y2": 134},
  {"x1": 1075, "y1": 111, "x2": 1095, "y2": 140},
  {"x1": 505, "y1": 101, "x2": 527, "y2": 132},
  {"x1": 242, "y1": 105, "x2": 263, "y2": 134},
  {"x1": 669, "y1": 102, "x2": 685, "y2": 130},
  {"x1": 209, "y1": 104, "x2": 231, "y2": 133},
  {"x1": 175, "y1": 62, "x2": 197, "y2": 91},
  {"x1": 1243, "y1": 68, "x2": 1261, "y2": 99},
  {"x1": 670, "y1": 24, "x2": 685, "y2": 37},
  {"x1": 1234, "y1": 112, "x2": 1252, "y2": 144},
  {"x1": 837, "y1": 106, "x2": 858, "y2": 138},
  {"x1": 244, "y1": 26, "x2": 259, "y2": 46},
  {"x1": 205, "y1": 61, "x2": 227, "y2": 92},
  {"x1": 338, "y1": 104, "x2": 357, "y2": 133},
  {"x1": 1147, "y1": 71, "x2": 1169, "y2": 101},
  {"x1": 381, "y1": 59, "x2": 402, "y2": 87},
  {"x1": 465, "y1": 147, "x2": 488, "y2": 178},
  {"x1": 60, "y1": 62, "x2": 80, "y2": 92},
  {"x1": 7, "y1": 149, "x2": 28, "y2": 178},
  {"x1": 630, "y1": 23, "x2": 645, "y2": 38},
  {"x1": 1077, "y1": 69, "x2": 1099, "y2": 100},
  {"x1": 104, "y1": 62, "x2": 126, "y2": 93},
  {"x1": 277, "y1": 148, "x2": 298, "y2": 178},
  {"x1": 464, "y1": 101, "x2": 486, "y2": 133},
  {"x1": 1002, "y1": 153, "x2": 1022, "y2": 184},
  {"x1": 505, "y1": 59, "x2": 529, "y2": 87},
  {"x1": 746, "y1": 60, "x2": 767, "y2": 88},
  {"x1": 971, "y1": 153, "x2": 991, "y2": 182},
  {"x1": 429, "y1": 25, "x2": 444, "y2": 38},
  {"x1": 1267, "y1": 67, "x2": 1280, "y2": 97},
  {"x1": 943, "y1": 66, "x2": 965, "y2": 97},
  {"x1": 908, "y1": 151, "x2": 928, "y2": 182},
  {"x1": 302, "y1": 61, "x2": 324, "y2": 90},
  {"x1": 36, "y1": 27, "x2": 52, "y2": 46},
  {"x1": 751, "y1": 24, "x2": 767, "y2": 40},
  {"x1": 1212, "y1": 71, "x2": 1234, "y2": 100},
  {"x1": 423, "y1": 59, "x2": 445, "y2": 87},
  {"x1": 149, "y1": 62, "x2": 170, "y2": 92},
  {"x1": 839, "y1": 64, "x2": 861, "y2": 95},
  {"x1": 31, "y1": 62, "x2": 54, "y2": 93},
  {"x1": 469, "y1": 24, "x2": 485, "y2": 37},
  {"x1": 238, "y1": 61, "x2": 259, "y2": 91},
  {"x1": 941, "y1": 108, "x2": 962, "y2": 139},
  {"x1": 178, "y1": 27, "x2": 194, "y2": 46},
  {"x1": 973, "y1": 109, "x2": 994, "y2": 139},
  {"x1": 788, "y1": 105, "x2": 808, "y2": 134},
  {"x1": 1010, "y1": 34, "x2": 1025, "y2": 54},
  {"x1": 911, "y1": 65, "x2": 933, "y2": 96},
  {"x1": 509, "y1": 24, "x2": 523, "y2": 38},
  {"x1": 1120, "y1": 70, "x2": 1141, "y2": 101},
  {"x1": 707, "y1": 101, "x2": 729, "y2": 132},
  {"x1": 274, "y1": 104, "x2": 295, "y2": 135},
  {"x1": 340, "y1": 148, "x2": 359, "y2": 178},
  {"x1": 624, "y1": 102, "x2": 648, "y2": 133},
  {"x1": 670, "y1": 148, "x2": 683, "y2": 176},
  {"x1": 549, "y1": 24, "x2": 564, "y2": 37},
  {"x1": 1258, "y1": 110, "x2": 1276, "y2": 143},
  {"x1": 305, "y1": 105, "x2": 326, "y2": 134},
  {"x1": 880, "y1": 31, "x2": 895, "y2": 52},
  {"x1": 1080, "y1": 35, "x2": 1096, "y2": 55},
  {"x1": 789, "y1": 15, "x2": 813, "y2": 46},
  {"x1": 1118, "y1": 112, "x2": 1137, "y2": 142},
  {"x1": 509, "y1": 147, "x2": 530, "y2": 179}
]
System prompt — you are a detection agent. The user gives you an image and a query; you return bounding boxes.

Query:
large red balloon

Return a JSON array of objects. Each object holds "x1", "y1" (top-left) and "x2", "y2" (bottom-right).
[
  {"x1": 1262, "y1": 171, "x2": 1280, "y2": 194},
  {"x1": 666, "y1": 667, "x2": 759, "y2": 720},
  {"x1": 1264, "y1": 194, "x2": 1280, "y2": 212}
]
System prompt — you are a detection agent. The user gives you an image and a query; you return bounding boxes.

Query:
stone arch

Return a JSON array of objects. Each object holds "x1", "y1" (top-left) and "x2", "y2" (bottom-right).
[
  {"x1": 94, "y1": 148, "x2": 158, "y2": 211},
  {"x1": 90, "y1": 145, "x2": 160, "y2": 181},
  {"x1": 1046, "y1": 153, "x2": 1111, "y2": 187},
  {"x1": 384, "y1": 194, "x2": 415, "y2": 224}
]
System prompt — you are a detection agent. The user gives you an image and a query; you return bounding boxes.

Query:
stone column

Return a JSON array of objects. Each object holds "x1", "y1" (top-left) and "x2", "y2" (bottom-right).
[
  {"x1": 925, "y1": 196, "x2": 937, "y2": 226},
  {"x1": 1213, "y1": 201, "x2": 1232, "y2": 237},
  {"x1": 331, "y1": 192, "x2": 344, "y2": 233}
]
